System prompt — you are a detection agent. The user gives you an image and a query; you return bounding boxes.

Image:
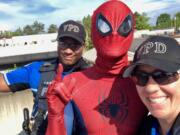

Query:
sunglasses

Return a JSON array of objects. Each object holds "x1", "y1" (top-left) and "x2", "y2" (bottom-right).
[
  {"x1": 58, "y1": 41, "x2": 82, "y2": 51},
  {"x1": 132, "y1": 70, "x2": 179, "y2": 86}
]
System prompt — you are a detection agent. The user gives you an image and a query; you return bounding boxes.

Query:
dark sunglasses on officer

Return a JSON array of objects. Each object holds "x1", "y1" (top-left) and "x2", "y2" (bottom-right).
[
  {"x1": 131, "y1": 69, "x2": 180, "y2": 87},
  {"x1": 58, "y1": 39, "x2": 83, "y2": 51}
]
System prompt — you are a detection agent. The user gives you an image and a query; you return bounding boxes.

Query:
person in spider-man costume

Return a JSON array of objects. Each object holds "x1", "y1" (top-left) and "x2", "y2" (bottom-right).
[{"x1": 46, "y1": 1, "x2": 148, "y2": 135}]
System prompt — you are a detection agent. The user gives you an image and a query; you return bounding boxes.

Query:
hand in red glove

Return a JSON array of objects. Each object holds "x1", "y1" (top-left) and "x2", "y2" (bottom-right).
[{"x1": 46, "y1": 64, "x2": 76, "y2": 135}]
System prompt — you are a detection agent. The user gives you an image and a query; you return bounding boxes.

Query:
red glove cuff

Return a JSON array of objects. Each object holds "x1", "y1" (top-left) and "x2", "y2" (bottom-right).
[{"x1": 46, "y1": 115, "x2": 67, "y2": 135}]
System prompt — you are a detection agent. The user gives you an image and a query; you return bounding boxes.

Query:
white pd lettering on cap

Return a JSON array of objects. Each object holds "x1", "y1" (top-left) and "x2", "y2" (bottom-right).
[
  {"x1": 63, "y1": 24, "x2": 80, "y2": 33},
  {"x1": 142, "y1": 42, "x2": 167, "y2": 54},
  {"x1": 154, "y1": 42, "x2": 166, "y2": 53},
  {"x1": 142, "y1": 42, "x2": 153, "y2": 54}
]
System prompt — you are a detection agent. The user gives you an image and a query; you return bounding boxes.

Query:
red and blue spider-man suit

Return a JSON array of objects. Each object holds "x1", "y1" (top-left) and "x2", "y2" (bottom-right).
[{"x1": 46, "y1": 1, "x2": 148, "y2": 135}]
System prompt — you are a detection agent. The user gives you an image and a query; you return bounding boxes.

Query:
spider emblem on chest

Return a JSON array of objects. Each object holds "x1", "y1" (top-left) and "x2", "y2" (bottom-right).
[{"x1": 97, "y1": 90, "x2": 129, "y2": 123}]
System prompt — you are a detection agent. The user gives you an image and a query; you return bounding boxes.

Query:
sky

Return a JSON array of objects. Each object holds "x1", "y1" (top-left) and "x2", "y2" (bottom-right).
[{"x1": 0, "y1": 0, "x2": 180, "y2": 31}]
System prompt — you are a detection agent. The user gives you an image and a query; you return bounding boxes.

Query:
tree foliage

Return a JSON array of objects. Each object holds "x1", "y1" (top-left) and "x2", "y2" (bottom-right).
[
  {"x1": 134, "y1": 12, "x2": 151, "y2": 30},
  {"x1": 48, "y1": 24, "x2": 58, "y2": 33},
  {"x1": 82, "y1": 15, "x2": 93, "y2": 50},
  {"x1": 1, "y1": 11, "x2": 180, "y2": 40},
  {"x1": 31, "y1": 21, "x2": 45, "y2": 34},
  {"x1": 23, "y1": 25, "x2": 34, "y2": 35},
  {"x1": 22, "y1": 21, "x2": 45, "y2": 35},
  {"x1": 156, "y1": 13, "x2": 171, "y2": 29},
  {"x1": 0, "y1": 31, "x2": 13, "y2": 38},
  {"x1": 175, "y1": 12, "x2": 180, "y2": 29},
  {"x1": 13, "y1": 27, "x2": 23, "y2": 36}
]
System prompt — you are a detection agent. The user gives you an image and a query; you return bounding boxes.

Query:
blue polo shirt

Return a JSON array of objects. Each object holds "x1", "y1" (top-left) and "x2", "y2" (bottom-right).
[
  {"x1": 4, "y1": 61, "x2": 44, "y2": 93},
  {"x1": 3, "y1": 60, "x2": 75, "y2": 135}
]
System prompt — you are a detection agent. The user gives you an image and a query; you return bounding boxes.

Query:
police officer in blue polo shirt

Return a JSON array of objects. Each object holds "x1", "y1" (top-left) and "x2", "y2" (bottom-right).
[{"x1": 0, "y1": 20, "x2": 91, "y2": 135}]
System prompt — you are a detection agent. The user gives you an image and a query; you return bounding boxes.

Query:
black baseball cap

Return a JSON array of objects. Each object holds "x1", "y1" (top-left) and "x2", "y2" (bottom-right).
[
  {"x1": 123, "y1": 35, "x2": 180, "y2": 77},
  {"x1": 57, "y1": 20, "x2": 86, "y2": 44}
]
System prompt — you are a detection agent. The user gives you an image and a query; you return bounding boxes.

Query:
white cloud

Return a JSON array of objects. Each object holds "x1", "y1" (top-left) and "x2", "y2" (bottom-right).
[
  {"x1": 0, "y1": 3, "x2": 19, "y2": 13},
  {"x1": 28, "y1": 0, "x2": 105, "y2": 29},
  {"x1": 0, "y1": 0, "x2": 106, "y2": 30},
  {"x1": 122, "y1": 0, "x2": 180, "y2": 25},
  {"x1": 0, "y1": 0, "x2": 179, "y2": 31},
  {"x1": 122, "y1": 0, "x2": 170, "y2": 13}
]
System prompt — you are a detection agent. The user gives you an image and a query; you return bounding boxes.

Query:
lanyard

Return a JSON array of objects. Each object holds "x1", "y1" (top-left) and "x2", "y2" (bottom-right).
[
  {"x1": 151, "y1": 127, "x2": 160, "y2": 135},
  {"x1": 151, "y1": 119, "x2": 170, "y2": 135}
]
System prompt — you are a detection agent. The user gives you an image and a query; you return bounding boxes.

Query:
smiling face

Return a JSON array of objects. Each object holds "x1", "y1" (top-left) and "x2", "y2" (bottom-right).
[
  {"x1": 57, "y1": 37, "x2": 84, "y2": 66},
  {"x1": 135, "y1": 65, "x2": 180, "y2": 121}
]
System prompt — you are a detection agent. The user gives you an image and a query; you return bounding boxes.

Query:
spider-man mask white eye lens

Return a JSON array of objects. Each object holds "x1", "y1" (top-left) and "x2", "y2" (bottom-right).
[
  {"x1": 96, "y1": 14, "x2": 112, "y2": 35},
  {"x1": 118, "y1": 15, "x2": 133, "y2": 37}
]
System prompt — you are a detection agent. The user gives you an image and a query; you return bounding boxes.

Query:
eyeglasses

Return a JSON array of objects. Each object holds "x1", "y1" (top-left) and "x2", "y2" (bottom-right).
[
  {"x1": 132, "y1": 70, "x2": 179, "y2": 86},
  {"x1": 58, "y1": 41, "x2": 82, "y2": 51}
]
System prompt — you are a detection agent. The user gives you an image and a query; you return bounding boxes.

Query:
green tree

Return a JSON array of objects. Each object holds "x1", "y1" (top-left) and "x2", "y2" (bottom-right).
[
  {"x1": 175, "y1": 12, "x2": 180, "y2": 29},
  {"x1": 32, "y1": 21, "x2": 45, "y2": 34},
  {"x1": 156, "y1": 13, "x2": 171, "y2": 29},
  {"x1": 1, "y1": 31, "x2": 13, "y2": 38},
  {"x1": 134, "y1": 12, "x2": 151, "y2": 30},
  {"x1": 82, "y1": 15, "x2": 93, "y2": 50},
  {"x1": 23, "y1": 25, "x2": 34, "y2": 35},
  {"x1": 48, "y1": 24, "x2": 58, "y2": 33},
  {"x1": 23, "y1": 21, "x2": 45, "y2": 35},
  {"x1": 13, "y1": 27, "x2": 23, "y2": 36}
]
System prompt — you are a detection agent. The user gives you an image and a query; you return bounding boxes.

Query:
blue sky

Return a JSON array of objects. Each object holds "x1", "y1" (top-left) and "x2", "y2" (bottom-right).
[{"x1": 0, "y1": 0, "x2": 179, "y2": 31}]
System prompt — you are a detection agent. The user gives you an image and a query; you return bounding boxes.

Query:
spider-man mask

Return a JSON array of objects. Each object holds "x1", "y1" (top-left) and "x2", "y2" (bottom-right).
[{"x1": 91, "y1": 0, "x2": 134, "y2": 60}]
